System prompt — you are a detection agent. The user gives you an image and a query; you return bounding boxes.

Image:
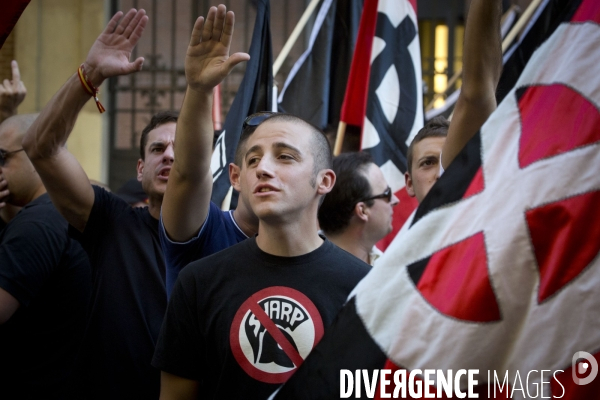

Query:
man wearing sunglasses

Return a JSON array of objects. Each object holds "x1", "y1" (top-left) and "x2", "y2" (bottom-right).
[
  {"x1": 318, "y1": 151, "x2": 399, "y2": 266},
  {"x1": 152, "y1": 6, "x2": 370, "y2": 399},
  {"x1": 0, "y1": 114, "x2": 91, "y2": 398}
]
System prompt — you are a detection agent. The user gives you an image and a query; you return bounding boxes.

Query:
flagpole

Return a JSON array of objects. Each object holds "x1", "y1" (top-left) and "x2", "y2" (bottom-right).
[
  {"x1": 221, "y1": 186, "x2": 233, "y2": 211},
  {"x1": 501, "y1": 0, "x2": 543, "y2": 52},
  {"x1": 333, "y1": 121, "x2": 346, "y2": 156},
  {"x1": 273, "y1": 0, "x2": 321, "y2": 77},
  {"x1": 425, "y1": 1, "x2": 543, "y2": 113}
]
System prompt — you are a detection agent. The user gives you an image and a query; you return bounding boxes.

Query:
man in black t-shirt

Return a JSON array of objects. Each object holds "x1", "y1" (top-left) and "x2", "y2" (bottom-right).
[
  {"x1": 22, "y1": 9, "x2": 173, "y2": 399},
  {"x1": 152, "y1": 6, "x2": 370, "y2": 399},
  {"x1": 0, "y1": 114, "x2": 91, "y2": 399}
]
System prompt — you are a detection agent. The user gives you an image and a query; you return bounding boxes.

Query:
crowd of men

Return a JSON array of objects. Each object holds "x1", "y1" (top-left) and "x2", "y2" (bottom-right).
[{"x1": 0, "y1": 0, "x2": 501, "y2": 398}]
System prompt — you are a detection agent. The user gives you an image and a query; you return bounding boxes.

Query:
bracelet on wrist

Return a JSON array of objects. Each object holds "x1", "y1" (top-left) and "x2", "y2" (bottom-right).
[{"x1": 77, "y1": 64, "x2": 105, "y2": 113}]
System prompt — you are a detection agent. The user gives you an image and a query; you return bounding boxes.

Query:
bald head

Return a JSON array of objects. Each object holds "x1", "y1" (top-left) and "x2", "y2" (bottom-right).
[
  {"x1": 0, "y1": 114, "x2": 39, "y2": 147},
  {"x1": 0, "y1": 113, "x2": 43, "y2": 207}
]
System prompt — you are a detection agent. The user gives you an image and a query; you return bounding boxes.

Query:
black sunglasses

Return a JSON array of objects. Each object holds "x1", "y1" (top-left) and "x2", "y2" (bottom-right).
[
  {"x1": 242, "y1": 112, "x2": 278, "y2": 130},
  {"x1": 359, "y1": 186, "x2": 393, "y2": 203},
  {"x1": 0, "y1": 148, "x2": 24, "y2": 167}
]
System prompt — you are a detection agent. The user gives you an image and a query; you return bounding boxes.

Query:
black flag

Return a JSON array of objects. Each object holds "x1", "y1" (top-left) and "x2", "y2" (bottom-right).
[
  {"x1": 277, "y1": 0, "x2": 362, "y2": 130},
  {"x1": 210, "y1": 0, "x2": 273, "y2": 207}
]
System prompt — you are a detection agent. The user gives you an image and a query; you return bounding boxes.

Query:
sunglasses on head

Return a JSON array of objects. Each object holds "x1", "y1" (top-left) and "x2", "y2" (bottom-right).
[
  {"x1": 0, "y1": 148, "x2": 24, "y2": 167},
  {"x1": 359, "y1": 186, "x2": 393, "y2": 203},
  {"x1": 242, "y1": 112, "x2": 278, "y2": 130}
]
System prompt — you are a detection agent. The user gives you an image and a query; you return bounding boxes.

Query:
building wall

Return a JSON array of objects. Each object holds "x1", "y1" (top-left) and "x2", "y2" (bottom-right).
[{"x1": 3, "y1": 0, "x2": 107, "y2": 183}]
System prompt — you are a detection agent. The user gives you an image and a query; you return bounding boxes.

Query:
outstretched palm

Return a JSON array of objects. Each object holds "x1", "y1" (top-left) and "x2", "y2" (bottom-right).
[
  {"x1": 84, "y1": 9, "x2": 149, "y2": 85},
  {"x1": 185, "y1": 5, "x2": 250, "y2": 93}
]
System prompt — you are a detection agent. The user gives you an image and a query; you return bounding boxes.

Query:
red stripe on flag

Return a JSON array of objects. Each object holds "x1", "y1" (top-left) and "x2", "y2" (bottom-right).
[
  {"x1": 339, "y1": 0, "x2": 379, "y2": 128},
  {"x1": 463, "y1": 167, "x2": 485, "y2": 199},
  {"x1": 518, "y1": 84, "x2": 600, "y2": 169},
  {"x1": 417, "y1": 232, "x2": 501, "y2": 322},
  {"x1": 572, "y1": 0, "x2": 600, "y2": 23},
  {"x1": 376, "y1": 187, "x2": 418, "y2": 252},
  {"x1": 0, "y1": 0, "x2": 30, "y2": 49},
  {"x1": 527, "y1": 190, "x2": 600, "y2": 303}
]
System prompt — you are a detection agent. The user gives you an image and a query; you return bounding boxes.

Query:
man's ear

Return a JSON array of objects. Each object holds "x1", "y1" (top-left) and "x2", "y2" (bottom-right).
[
  {"x1": 136, "y1": 159, "x2": 144, "y2": 182},
  {"x1": 354, "y1": 201, "x2": 369, "y2": 222},
  {"x1": 405, "y1": 171, "x2": 415, "y2": 197},
  {"x1": 229, "y1": 163, "x2": 241, "y2": 191},
  {"x1": 316, "y1": 169, "x2": 336, "y2": 195}
]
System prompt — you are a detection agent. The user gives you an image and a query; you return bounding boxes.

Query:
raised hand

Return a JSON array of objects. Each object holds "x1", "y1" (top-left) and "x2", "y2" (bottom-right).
[
  {"x1": 83, "y1": 9, "x2": 149, "y2": 86},
  {"x1": 185, "y1": 4, "x2": 250, "y2": 93},
  {"x1": 0, "y1": 61, "x2": 26, "y2": 121}
]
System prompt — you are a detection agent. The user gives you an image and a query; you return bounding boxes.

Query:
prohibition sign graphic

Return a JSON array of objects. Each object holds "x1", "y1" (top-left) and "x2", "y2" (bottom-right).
[{"x1": 230, "y1": 286, "x2": 324, "y2": 384}]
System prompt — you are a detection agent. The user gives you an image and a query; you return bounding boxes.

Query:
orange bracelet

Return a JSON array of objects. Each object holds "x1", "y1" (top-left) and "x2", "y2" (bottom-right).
[{"x1": 77, "y1": 64, "x2": 105, "y2": 113}]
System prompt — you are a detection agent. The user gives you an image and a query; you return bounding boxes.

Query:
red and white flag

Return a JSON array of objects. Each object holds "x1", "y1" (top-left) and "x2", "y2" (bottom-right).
[
  {"x1": 273, "y1": 0, "x2": 600, "y2": 398},
  {"x1": 339, "y1": 0, "x2": 423, "y2": 251}
]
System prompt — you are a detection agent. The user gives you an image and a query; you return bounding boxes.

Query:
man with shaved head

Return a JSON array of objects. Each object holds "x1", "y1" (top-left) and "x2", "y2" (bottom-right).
[
  {"x1": 152, "y1": 6, "x2": 369, "y2": 399},
  {"x1": 0, "y1": 114, "x2": 91, "y2": 398}
]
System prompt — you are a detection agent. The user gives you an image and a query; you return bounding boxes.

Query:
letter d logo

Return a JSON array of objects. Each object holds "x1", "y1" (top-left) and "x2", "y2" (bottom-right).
[{"x1": 572, "y1": 351, "x2": 598, "y2": 385}]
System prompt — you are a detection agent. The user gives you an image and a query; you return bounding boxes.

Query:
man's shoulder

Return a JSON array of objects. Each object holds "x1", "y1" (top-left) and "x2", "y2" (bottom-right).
[
  {"x1": 184, "y1": 238, "x2": 251, "y2": 274},
  {"x1": 91, "y1": 184, "x2": 134, "y2": 215},
  {"x1": 90, "y1": 185, "x2": 153, "y2": 226},
  {"x1": 321, "y1": 240, "x2": 371, "y2": 276},
  {"x1": 7, "y1": 195, "x2": 65, "y2": 233},
  {"x1": 204, "y1": 202, "x2": 247, "y2": 240}
]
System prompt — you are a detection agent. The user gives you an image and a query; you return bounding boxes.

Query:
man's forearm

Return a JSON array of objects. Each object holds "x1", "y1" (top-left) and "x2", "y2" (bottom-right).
[
  {"x1": 161, "y1": 87, "x2": 215, "y2": 242},
  {"x1": 441, "y1": 0, "x2": 502, "y2": 169},
  {"x1": 23, "y1": 73, "x2": 94, "y2": 159},
  {"x1": 171, "y1": 88, "x2": 214, "y2": 182},
  {"x1": 461, "y1": 0, "x2": 503, "y2": 99}
]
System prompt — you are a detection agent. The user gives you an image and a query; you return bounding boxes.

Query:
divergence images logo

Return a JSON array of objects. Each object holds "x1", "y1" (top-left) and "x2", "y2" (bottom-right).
[
  {"x1": 230, "y1": 287, "x2": 324, "y2": 384},
  {"x1": 572, "y1": 351, "x2": 598, "y2": 385}
]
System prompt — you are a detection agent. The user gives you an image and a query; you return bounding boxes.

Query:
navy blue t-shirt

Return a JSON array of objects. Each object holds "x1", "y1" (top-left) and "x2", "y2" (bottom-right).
[{"x1": 160, "y1": 201, "x2": 248, "y2": 298}]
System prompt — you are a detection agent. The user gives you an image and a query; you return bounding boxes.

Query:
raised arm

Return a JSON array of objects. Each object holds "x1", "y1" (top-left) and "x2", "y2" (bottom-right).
[
  {"x1": 161, "y1": 4, "x2": 249, "y2": 242},
  {"x1": 441, "y1": 0, "x2": 503, "y2": 169},
  {"x1": 22, "y1": 9, "x2": 148, "y2": 232}
]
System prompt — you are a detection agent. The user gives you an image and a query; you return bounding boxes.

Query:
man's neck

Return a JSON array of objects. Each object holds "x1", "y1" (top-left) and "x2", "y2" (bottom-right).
[
  {"x1": 147, "y1": 196, "x2": 162, "y2": 220},
  {"x1": 325, "y1": 230, "x2": 372, "y2": 264},
  {"x1": 30, "y1": 186, "x2": 47, "y2": 203},
  {"x1": 232, "y1": 207, "x2": 258, "y2": 237},
  {"x1": 255, "y1": 218, "x2": 323, "y2": 257}
]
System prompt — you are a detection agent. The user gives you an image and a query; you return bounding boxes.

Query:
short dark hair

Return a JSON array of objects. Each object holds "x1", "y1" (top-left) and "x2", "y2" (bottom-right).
[
  {"x1": 318, "y1": 151, "x2": 374, "y2": 235},
  {"x1": 234, "y1": 113, "x2": 332, "y2": 176},
  {"x1": 139, "y1": 111, "x2": 179, "y2": 160},
  {"x1": 406, "y1": 116, "x2": 449, "y2": 174}
]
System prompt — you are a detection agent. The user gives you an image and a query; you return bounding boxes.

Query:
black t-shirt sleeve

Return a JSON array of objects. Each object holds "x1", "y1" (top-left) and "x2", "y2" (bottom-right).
[
  {"x1": 0, "y1": 219, "x2": 67, "y2": 307},
  {"x1": 152, "y1": 268, "x2": 205, "y2": 381},
  {"x1": 69, "y1": 185, "x2": 128, "y2": 252}
]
